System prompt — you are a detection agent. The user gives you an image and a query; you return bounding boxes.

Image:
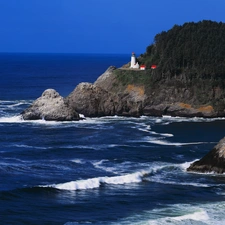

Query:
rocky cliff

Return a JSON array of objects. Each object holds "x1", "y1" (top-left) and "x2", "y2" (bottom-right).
[
  {"x1": 21, "y1": 65, "x2": 225, "y2": 120},
  {"x1": 20, "y1": 67, "x2": 225, "y2": 175},
  {"x1": 187, "y1": 137, "x2": 225, "y2": 174},
  {"x1": 64, "y1": 66, "x2": 145, "y2": 117},
  {"x1": 21, "y1": 20, "x2": 225, "y2": 120},
  {"x1": 21, "y1": 89, "x2": 80, "y2": 121}
]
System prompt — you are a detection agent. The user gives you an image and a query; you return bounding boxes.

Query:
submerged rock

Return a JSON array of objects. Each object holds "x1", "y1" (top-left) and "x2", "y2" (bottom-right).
[
  {"x1": 21, "y1": 89, "x2": 80, "y2": 121},
  {"x1": 187, "y1": 137, "x2": 225, "y2": 174}
]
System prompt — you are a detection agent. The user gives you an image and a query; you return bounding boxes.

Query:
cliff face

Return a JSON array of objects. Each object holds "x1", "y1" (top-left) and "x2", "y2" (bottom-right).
[
  {"x1": 65, "y1": 66, "x2": 145, "y2": 117},
  {"x1": 20, "y1": 67, "x2": 225, "y2": 175},
  {"x1": 187, "y1": 137, "x2": 225, "y2": 174},
  {"x1": 67, "y1": 65, "x2": 224, "y2": 118},
  {"x1": 21, "y1": 89, "x2": 80, "y2": 121},
  {"x1": 21, "y1": 20, "x2": 225, "y2": 120},
  {"x1": 21, "y1": 66, "x2": 225, "y2": 120}
]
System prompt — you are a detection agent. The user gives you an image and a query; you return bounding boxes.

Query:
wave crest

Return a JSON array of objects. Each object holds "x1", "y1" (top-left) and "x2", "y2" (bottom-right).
[{"x1": 41, "y1": 171, "x2": 148, "y2": 191}]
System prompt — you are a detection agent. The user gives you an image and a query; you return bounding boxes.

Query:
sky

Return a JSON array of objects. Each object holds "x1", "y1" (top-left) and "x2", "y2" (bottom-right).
[{"x1": 0, "y1": 0, "x2": 225, "y2": 54}]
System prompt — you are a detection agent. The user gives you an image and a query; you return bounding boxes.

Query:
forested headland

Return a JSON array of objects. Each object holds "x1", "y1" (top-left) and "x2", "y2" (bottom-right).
[
  {"x1": 139, "y1": 20, "x2": 225, "y2": 84},
  {"x1": 22, "y1": 20, "x2": 225, "y2": 120}
]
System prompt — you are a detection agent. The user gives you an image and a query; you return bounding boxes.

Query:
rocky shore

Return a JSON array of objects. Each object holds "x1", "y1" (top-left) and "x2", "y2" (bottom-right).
[
  {"x1": 21, "y1": 89, "x2": 80, "y2": 121},
  {"x1": 187, "y1": 137, "x2": 225, "y2": 174},
  {"x1": 21, "y1": 66, "x2": 225, "y2": 121},
  {"x1": 20, "y1": 66, "x2": 225, "y2": 174}
]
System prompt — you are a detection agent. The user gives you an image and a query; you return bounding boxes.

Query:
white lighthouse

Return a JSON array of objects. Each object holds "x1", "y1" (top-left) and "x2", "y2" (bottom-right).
[{"x1": 130, "y1": 52, "x2": 139, "y2": 69}]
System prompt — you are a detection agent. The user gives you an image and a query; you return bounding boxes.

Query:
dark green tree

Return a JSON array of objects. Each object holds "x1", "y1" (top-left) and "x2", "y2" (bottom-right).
[{"x1": 139, "y1": 20, "x2": 225, "y2": 81}]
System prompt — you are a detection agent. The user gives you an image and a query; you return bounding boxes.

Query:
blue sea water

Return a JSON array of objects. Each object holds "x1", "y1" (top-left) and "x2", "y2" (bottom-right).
[{"x1": 1, "y1": 53, "x2": 225, "y2": 225}]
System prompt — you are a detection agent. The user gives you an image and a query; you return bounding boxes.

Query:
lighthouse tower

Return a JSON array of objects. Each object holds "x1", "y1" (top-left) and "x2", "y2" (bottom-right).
[{"x1": 130, "y1": 52, "x2": 139, "y2": 69}]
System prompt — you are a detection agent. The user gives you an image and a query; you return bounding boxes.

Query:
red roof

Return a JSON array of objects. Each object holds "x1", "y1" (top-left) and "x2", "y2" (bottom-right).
[
  {"x1": 151, "y1": 65, "x2": 157, "y2": 69},
  {"x1": 140, "y1": 65, "x2": 146, "y2": 68}
]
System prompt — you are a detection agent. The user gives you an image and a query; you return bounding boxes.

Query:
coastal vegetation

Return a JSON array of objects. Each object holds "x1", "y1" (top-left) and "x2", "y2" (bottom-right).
[
  {"x1": 111, "y1": 20, "x2": 225, "y2": 113},
  {"x1": 22, "y1": 20, "x2": 225, "y2": 121},
  {"x1": 114, "y1": 69, "x2": 152, "y2": 86},
  {"x1": 139, "y1": 20, "x2": 225, "y2": 82},
  {"x1": 20, "y1": 20, "x2": 225, "y2": 176}
]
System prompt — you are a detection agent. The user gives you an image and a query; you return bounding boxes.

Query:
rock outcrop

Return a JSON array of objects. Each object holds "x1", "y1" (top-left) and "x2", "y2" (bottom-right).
[
  {"x1": 187, "y1": 137, "x2": 225, "y2": 174},
  {"x1": 21, "y1": 21, "x2": 225, "y2": 121},
  {"x1": 21, "y1": 65, "x2": 225, "y2": 120},
  {"x1": 143, "y1": 103, "x2": 217, "y2": 118},
  {"x1": 21, "y1": 89, "x2": 80, "y2": 121},
  {"x1": 65, "y1": 82, "x2": 117, "y2": 117},
  {"x1": 94, "y1": 66, "x2": 117, "y2": 90},
  {"x1": 65, "y1": 66, "x2": 145, "y2": 117}
]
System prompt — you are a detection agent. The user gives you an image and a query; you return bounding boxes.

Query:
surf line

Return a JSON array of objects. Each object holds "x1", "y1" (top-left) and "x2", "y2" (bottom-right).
[{"x1": 40, "y1": 171, "x2": 150, "y2": 191}]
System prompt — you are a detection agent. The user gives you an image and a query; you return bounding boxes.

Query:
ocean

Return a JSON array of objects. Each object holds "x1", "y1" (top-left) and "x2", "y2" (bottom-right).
[{"x1": 1, "y1": 53, "x2": 225, "y2": 225}]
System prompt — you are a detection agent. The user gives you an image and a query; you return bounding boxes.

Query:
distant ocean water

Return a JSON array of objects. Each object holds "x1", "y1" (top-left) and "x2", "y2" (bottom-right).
[{"x1": 1, "y1": 53, "x2": 225, "y2": 225}]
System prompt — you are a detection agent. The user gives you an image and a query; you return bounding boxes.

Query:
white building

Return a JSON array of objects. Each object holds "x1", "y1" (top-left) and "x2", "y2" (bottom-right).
[
  {"x1": 130, "y1": 52, "x2": 139, "y2": 69},
  {"x1": 140, "y1": 65, "x2": 146, "y2": 70}
]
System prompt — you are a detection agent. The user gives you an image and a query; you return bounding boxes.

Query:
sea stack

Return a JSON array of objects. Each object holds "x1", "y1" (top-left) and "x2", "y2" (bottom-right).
[
  {"x1": 21, "y1": 89, "x2": 80, "y2": 121},
  {"x1": 187, "y1": 137, "x2": 225, "y2": 174}
]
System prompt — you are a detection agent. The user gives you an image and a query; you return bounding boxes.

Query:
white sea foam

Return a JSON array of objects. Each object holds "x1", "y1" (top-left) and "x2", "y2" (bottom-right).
[
  {"x1": 112, "y1": 202, "x2": 225, "y2": 225},
  {"x1": 0, "y1": 115, "x2": 84, "y2": 126},
  {"x1": 42, "y1": 170, "x2": 149, "y2": 191},
  {"x1": 155, "y1": 118, "x2": 162, "y2": 123},
  {"x1": 138, "y1": 127, "x2": 174, "y2": 137},
  {"x1": 0, "y1": 100, "x2": 13, "y2": 103},
  {"x1": 172, "y1": 210, "x2": 209, "y2": 221},
  {"x1": 135, "y1": 121, "x2": 174, "y2": 138},
  {"x1": 92, "y1": 159, "x2": 109, "y2": 167},
  {"x1": 150, "y1": 131, "x2": 174, "y2": 137},
  {"x1": 7, "y1": 102, "x2": 26, "y2": 108},
  {"x1": 44, "y1": 161, "x2": 199, "y2": 192},
  {"x1": 148, "y1": 177, "x2": 210, "y2": 188},
  {"x1": 79, "y1": 114, "x2": 85, "y2": 119},
  {"x1": 0, "y1": 100, "x2": 32, "y2": 109},
  {"x1": 71, "y1": 159, "x2": 130, "y2": 174},
  {"x1": 144, "y1": 210, "x2": 210, "y2": 225},
  {"x1": 136, "y1": 115, "x2": 225, "y2": 127},
  {"x1": 142, "y1": 160, "x2": 218, "y2": 188},
  {"x1": 138, "y1": 127, "x2": 151, "y2": 133},
  {"x1": 148, "y1": 139, "x2": 206, "y2": 146},
  {"x1": 0, "y1": 115, "x2": 56, "y2": 124},
  {"x1": 0, "y1": 113, "x2": 106, "y2": 126},
  {"x1": 103, "y1": 115, "x2": 225, "y2": 124},
  {"x1": 159, "y1": 115, "x2": 225, "y2": 124},
  {"x1": 92, "y1": 159, "x2": 131, "y2": 174},
  {"x1": 71, "y1": 159, "x2": 86, "y2": 164},
  {"x1": 179, "y1": 160, "x2": 197, "y2": 171},
  {"x1": 11, "y1": 144, "x2": 48, "y2": 150},
  {"x1": 0, "y1": 115, "x2": 24, "y2": 123}
]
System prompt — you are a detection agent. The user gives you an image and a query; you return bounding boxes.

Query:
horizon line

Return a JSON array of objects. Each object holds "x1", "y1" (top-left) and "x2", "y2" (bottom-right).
[{"x1": 0, "y1": 51, "x2": 143, "y2": 56}]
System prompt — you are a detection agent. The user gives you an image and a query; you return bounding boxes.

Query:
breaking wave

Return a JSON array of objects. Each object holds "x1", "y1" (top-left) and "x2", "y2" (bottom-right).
[
  {"x1": 41, "y1": 170, "x2": 149, "y2": 191},
  {"x1": 0, "y1": 115, "x2": 24, "y2": 123},
  {"x1": 147, "y1": 139, "x2": 207, "y2": 146}
]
